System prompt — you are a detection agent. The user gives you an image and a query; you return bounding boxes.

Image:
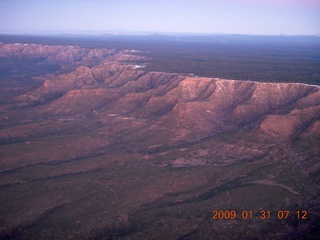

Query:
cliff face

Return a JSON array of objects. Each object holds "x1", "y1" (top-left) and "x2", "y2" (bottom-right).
[{"x1": 0, "y1": 43, "x2": 319, "y2": 239}]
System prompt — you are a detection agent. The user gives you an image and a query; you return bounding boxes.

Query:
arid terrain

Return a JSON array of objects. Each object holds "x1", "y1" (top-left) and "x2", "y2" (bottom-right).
[{"x1": 0, "y1": 41, "x2": 319, "y2": 239}]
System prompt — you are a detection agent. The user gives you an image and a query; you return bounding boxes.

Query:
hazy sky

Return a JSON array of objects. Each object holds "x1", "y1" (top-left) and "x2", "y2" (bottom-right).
[{"x1": 0, "y1": 0, "x2": 319, "y2": 35}]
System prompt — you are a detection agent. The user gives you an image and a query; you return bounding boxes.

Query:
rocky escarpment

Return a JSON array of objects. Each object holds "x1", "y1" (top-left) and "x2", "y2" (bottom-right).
[
  {"x1": 0, "y1": 43, "x2": 319, "y2": 240},
  {"x1": 0, "y1": 43, "x2": 117, "y2": 65},
  {"x1": 1, "y1": 42, "x2": 319, "y2": 165},
  {"x1": 1, "y1": 44, "x2": 317, "y2": 142}
]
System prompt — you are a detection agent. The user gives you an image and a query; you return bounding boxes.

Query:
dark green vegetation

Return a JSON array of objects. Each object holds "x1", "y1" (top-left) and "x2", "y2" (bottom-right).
[
  {"x1": 0, "y1": 58, "x2": 59, "y2": 104},
  {"x1": 0, "y1": 37, "x2": 319, "y2": 239},
  {"x1": 1, "y1": 34, "x2": 320, "y2": 85}
]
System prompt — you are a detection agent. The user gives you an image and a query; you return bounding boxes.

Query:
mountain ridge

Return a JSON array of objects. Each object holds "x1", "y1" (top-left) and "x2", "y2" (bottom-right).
[{"x1": 0, "y1": 43, "x2": 319, "y2": 157}]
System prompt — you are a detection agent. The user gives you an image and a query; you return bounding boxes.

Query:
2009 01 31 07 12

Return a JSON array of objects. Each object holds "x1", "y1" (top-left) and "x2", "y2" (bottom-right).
[{"x1": 212, "y1": 210, "x2": 308, "y2": 220}]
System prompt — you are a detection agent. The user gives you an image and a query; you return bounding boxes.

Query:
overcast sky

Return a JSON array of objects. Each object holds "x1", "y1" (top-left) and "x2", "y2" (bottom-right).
[{"x1": 0, "y1": 0, "x2": 319, "y2": 35}]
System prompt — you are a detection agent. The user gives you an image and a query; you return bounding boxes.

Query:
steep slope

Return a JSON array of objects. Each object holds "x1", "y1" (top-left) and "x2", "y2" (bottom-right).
[{"x1": 0, "y1": 43, "x2": 319, "y2": 240}]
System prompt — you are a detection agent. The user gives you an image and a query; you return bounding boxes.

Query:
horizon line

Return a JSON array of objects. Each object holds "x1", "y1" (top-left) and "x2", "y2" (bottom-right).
[{"x1": 1, "y1": 31, "x2": 320, "y2": 38}]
